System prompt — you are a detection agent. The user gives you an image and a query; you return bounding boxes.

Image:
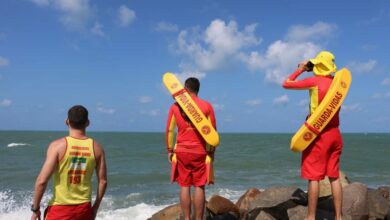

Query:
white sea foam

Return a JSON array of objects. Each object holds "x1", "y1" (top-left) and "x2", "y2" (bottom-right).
[
  {"x1": 0, "y1": 190, "x2": 169, "y2": 220},
  {"x1": 7, "y1": 143, "x2": 30, "y2": 148},
  {"x1": 97, "y1": 203, "x2": 167, "y2": 220},
  {"x1": 0, "y1": 190, "x2": 49, "y2": 220},
  {"x1": 208, "y1": 188, "x2": 246, "y2": 202}
]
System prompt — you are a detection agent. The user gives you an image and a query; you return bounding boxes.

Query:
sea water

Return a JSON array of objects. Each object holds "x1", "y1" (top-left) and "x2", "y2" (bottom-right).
[{"x1": 1, "y1": 131, "x2": 389, "y2": 220}]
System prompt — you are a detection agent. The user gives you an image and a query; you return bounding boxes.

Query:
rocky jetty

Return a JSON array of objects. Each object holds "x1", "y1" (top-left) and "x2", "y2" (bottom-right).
[{"x1": 149, "y1": 172, "x2": 390, "y2": 220}]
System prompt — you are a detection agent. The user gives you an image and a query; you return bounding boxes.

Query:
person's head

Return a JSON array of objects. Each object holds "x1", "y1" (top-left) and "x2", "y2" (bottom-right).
[
  {"x1": 310, "y1": 51, "x2": 337, "y2": 76},
  {"x1": 66, "y1": 105, "x2": 89, "y2": 130},
  {"x1": 185, "y1": 77, "x2": 200, "y2": 95}
]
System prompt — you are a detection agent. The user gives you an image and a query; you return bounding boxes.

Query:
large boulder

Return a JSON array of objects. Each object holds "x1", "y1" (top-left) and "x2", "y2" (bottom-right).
[
  {"x1": 254, "y1": 211, "x2": 276, "y2": 220},
  {"x1": 247, "y1": 186, "x2": 307, "y2": 210},
  {"x1": 150, "y1": 199, "x2": 208, "y2": 220},
  {"x1": 206, "y1": 195, "x2": 240, "y2": 217},
  {"x1": 287, "y1": 205, "x2": 335, "y2": 220},
  {"x1": 377, "y1": 186, "x2": 390, "y2": 200},
  {"x1": 246, "y1": 186, "x2": 307, "y2": 220},
  {"x1": 376, "y1": 186, "x2": 390, "y2": 219},
  {"x1": 342, "y1": 182, "x2": 369, "y2": 220},
  {"x1": 205, "y1": 212, "x2": 239, "y2": 220},
  {"x1": 368, "y1": 188, "x2": 389, "y2": 220},
  {"x1": 149, "y1": 203, "x2": 182, "y2": 220},
  {"x1": 319, "y1": 170, "x2": 350, "y2": 197},
  {"x1": 236, "y1": 188, "x2": 262, "y2": 212}
]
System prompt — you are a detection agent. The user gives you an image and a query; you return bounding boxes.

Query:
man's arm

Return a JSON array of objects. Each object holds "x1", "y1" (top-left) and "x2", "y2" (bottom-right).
[
  {"x1": 208, "y1": 104, "x2": 217, "y2": 131},
  {"x1": 31, "y1": 139, "x2": 62, "y2": 220},
  {"x1": 282, "y1": 68, "x2": 317, "y2": 90},
  {"x1": 165, "y1": 106, "x2": 176, "y2": 162},
  {"x1": 92, "y1": 142, "x2": 107, "y2": 219},
  {"x1": 207, "y1": 103, "x2": 217, "y2": 154}
]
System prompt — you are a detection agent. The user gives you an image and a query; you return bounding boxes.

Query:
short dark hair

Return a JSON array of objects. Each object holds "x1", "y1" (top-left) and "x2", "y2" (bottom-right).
[
  {"x1": 68, "y1": 105, "x2": 89, "y2": 129},
  {"x1": 185, "y1": 77, "x2": 200, "y2": 94}
]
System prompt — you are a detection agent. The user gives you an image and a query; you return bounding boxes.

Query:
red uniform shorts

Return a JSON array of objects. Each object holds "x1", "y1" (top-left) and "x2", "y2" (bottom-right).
[
  {"x1": 44, "y1": 202, "x2": 93, "y2": 220},
  {"x1": 175, "y1": 152, "x2": 207, "y2": 187},
  {"x1": 301, "y1": 127, "x2": 343, "y2": 181}
]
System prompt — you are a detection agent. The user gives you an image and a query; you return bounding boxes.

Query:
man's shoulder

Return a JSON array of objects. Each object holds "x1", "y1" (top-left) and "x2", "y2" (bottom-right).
[
  {"x1": 50, "y1": 137, "x2": 67, "y2": 148},
  {"x1": 196, "y1": 97, "x2": 212, "y2": 108},
  {"x1": 93, "y1": 140, "x2": 105, "y2": 157},
  {"x1": 169, "y1": 102, "x2": 181, "y2": 112},
  {"x1": 45, "y1": 137, "x2": 67, "y2": 156}
]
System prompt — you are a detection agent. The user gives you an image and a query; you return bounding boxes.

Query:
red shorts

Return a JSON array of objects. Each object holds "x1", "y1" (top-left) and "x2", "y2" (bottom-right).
[
  {"x1": 175, "y1": 152, "x2": 207, "y2": 187},
  {"x1": 301, "y1": 127, "x2": 343, "y2": 181},
  {"x1": 44, "y1": 202, "x2": 93, "y2": 220}
]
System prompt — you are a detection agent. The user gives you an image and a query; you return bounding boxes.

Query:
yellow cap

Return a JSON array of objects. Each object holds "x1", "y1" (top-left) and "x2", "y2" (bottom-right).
[{"x1": 310, "y1": 51, "x2": 337, "y2": 76}]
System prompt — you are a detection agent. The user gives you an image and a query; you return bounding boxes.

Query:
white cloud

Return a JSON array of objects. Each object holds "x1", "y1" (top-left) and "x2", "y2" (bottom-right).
[
  {"x1": 381, "y1": 78, "x2": 390, "y2": 86},
  {"x1": 118, "y1": 5, "x2": 136, "y2": 27},
  {"x1": 342, "y1": 103, "x2": 362, "y2": 113},
  {"x1": 175, "y1": 19, "x2": 261, "y2": 72},
  {"x1": 212, "y1": 103, "x2": 225, "y2": 111},
  {"x1": 239, "y1": 21, "x2": 337, "y2": 84},
  {"x1": 0, "y1": 99, "x2": 12, "y2": 107},
  {"x1": 286, "y1": 21, "x2": 337, "y2": 42},
  {"x1": 139, "y1": 96, "x2": 152, "y2": 104},
  {"x1": 140, "y1": 109, "x2": 160, "y2": 117},
  {"x1": 173, "y1": 71, "x2": 207, "y2": 83},
  {"x1": 0, "y1": 56, "x2": 10, "y2": 67},
  {"x1": 371, "y1": 93, "x2": 382, "y2": 99},
  {"x1": 54, "y1": 0, "x2": 95, "y2": 31},
  {"x1": 371, "y1": 92, "x2": 390, "y2": 99},
  {"x1": 171, "y1": 20, "x2": 336, "y2": 84},
  {"x1": 244, "y1": 99, "x2": 262, "y2": 106},
  {"x1": 372, "y1": 116, "x2": 390, "y2": 123},
  {"x1": 31, "y1": 0, "x2": 95, "y2": 31},
  {"x1": 239, "y1": 40, "x2": 320, "y2": 84},
  {"x1": 273, "y1": 95, "x2": 289, "y2": 106},
  {"x1": 90, "y1": 22, "x2": 105, "y2": 37},
  {"x1": 154, "y1": 21, "x2": 178, "y2": 32},
  {"x1": 346, "y1": 59, "x2": 377, "y2": 74},
  {"x1": 97, "y1": 106, "x2": 116, "y2": 114},
  {"x1": 297, "y1": 99, "x2": 309, "y2": 107},
  {"x1": 360, "y1": 44, "x2": 377, "y2": 51},
  {"x1": 31, "y1": 0, "x2": 50, "y2": 7}
]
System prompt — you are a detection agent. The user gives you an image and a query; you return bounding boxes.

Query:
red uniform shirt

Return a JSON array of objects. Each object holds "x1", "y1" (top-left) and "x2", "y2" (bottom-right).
[
  {"x1": 166, "y1": 95, "x2": 216, "y2": 154},
  {"x1": 282, "y1": 69, "x2": 339, "y2": 129},
  {"x1": 283, "y1": 69, "x2": 343, "y2": 180}
]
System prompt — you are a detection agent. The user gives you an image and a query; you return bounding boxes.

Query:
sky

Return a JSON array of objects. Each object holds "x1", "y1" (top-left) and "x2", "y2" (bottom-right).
[{"x1": 0, "y1": 0, "x2": 389, "y2": 133}]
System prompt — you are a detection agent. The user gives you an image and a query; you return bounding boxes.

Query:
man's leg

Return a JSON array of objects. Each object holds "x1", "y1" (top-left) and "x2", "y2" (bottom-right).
[
  {"x1": 180, "y1": 187, "x2": 191, "y2": 220},
  {"x1": 193, "y1": 186, "x2": 205, "y2": 220},
  {"x1": 306, "y1": 180, "x2": 319, "y2": 220},
  {"x1": 329, "y1": 177, "x2": 343, "y2": 220}
]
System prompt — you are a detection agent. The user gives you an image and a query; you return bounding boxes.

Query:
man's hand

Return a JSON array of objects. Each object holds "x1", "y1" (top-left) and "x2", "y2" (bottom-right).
[
  {"x1": 298, "y1": 60, "x2": 310, "y2": 71},
  {"x1": 30, "y1": 210, "x2": 41, "y2": 220},
  {"x1": 207, "y1": 146, "x2": 215, "y2": 159},
  {"x1": 168, "y1": 152, "x2": 173, "y2": 163},
  {"x1": 92, "y1": 205, "x2": 98, "y2": 220}
]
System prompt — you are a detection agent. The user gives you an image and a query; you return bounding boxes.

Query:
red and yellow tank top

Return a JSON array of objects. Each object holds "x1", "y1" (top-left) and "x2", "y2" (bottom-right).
[{"x1": 49, "y1": 136, "x2": 96, "y2": 205}]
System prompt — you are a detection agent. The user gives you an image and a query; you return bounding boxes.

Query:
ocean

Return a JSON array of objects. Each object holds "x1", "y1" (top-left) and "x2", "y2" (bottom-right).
[{"x1": 0, "y1": 131, "x2": 389, "y2": 220}]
